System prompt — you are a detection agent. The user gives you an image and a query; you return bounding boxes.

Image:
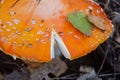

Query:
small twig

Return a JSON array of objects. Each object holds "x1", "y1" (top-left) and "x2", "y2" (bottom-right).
[
  {"x1": 104, "y1": 0, "x2": 110, "y2": 10},
  {"x1": 114, "y1": 0, "x2": 120, "y2": 6},
  {"x1": 97, "y1": 46, "x2": 110, "y2": 75},
  {"x1": 98, "y1": 73, "x2": 120, "y2": 77},
  {"x1": 110, "y1": 46, "x2": 117, "y2": 80},
  {"x1": 98, "y1": 0, "x2": 110, "y2": 10},
  {"x1": 109, "y1": 12, "x2": 120, "y2": 18},
  {"x1": 109, "y1": 38, "x2": 120, "y2": 47}
]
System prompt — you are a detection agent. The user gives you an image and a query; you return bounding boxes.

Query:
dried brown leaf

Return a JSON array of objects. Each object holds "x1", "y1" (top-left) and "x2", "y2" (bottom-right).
[
  {"x1": 30, "y1": 57, "x2": 67, "y2": 80},
  {"x1": 88, "y1": 15, "x2": 106, "y2": 31}
]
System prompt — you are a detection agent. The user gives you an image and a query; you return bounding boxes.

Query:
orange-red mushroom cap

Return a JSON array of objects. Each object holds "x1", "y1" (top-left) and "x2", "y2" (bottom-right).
[{"x1": 0, "y1": 0, "x2": 113, "y2": 62}]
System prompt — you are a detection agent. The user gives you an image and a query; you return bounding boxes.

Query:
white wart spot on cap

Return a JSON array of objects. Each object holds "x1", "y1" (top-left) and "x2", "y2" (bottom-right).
[
  {"x1": 37, "y1": 30, "x2": 44, "y2": 35},
  {"x1": 27, "y1": 43, "x2": 33, "y2": 48},
  {"x1": 101, "y1": 8, "x2": 104, "y2": 12},
  {"x1": 25, "y1": 27, "x2": 32, "y2": 32},
  {"x1": 88, "y1": 6, "x2": 93, "y2": 11},
  {"x1": 9, "y1": 33, "x2": 18, "y2": 39},
  {"x1": 97, "y1": 10, "x2": 100, "y2": 13},
  {"x1": 6, "y1": 28, "x2": 11, "y2": 32},
  {"x1": 10, "y1": 11, "x2": 16, "y2": 16},
  {"x1": 40, "y1": 39, "x2": 46, "y2": 44},
  {"x1": 58, "y1": 32, "x2": 64, "y2": 36},
  {"x1": 0, "y1": 37, "x2": 6, "y2": 42},
  {"x1": 7, "y1": 21, "x2": 12, "y2": 26},
  {"x1": 74, "y1": 35, "x2": 80, "y2": 39},
  {"x1": 12, "y1": 42, "x2": 17, "y2": 45},
  {"x1": 18, "y1": 43, "x2": 24, "y2": 47},
  {"x1": 16, "y1": 30, "x2": 21, "y2": 35},
  {"x1": 13, "y1": 19, "x2": 20, "y2": 24},
  {"x1": 12, "y1": 55, "x2": 17, "y2": 60},
  {"x1": 68, "y1": 32, "x2": 73, "y2": 35},
  {"x1": 31, "y1": 19, "x2": 36, "y2": 24},
  {"x1": 40, "y1": 23, "x2": 44, "y2": 27}
]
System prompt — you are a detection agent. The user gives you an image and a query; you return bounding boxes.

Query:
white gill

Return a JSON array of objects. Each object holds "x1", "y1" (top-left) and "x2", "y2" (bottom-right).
[{"x1": 50, "y1": 29, "x2": 71, "y2": 59}]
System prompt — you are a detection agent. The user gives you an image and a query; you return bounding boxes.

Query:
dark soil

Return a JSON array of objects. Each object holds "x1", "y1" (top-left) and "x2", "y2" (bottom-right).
[{"x1": 0, "y1": 0, "x2": 120, "y2": 80}]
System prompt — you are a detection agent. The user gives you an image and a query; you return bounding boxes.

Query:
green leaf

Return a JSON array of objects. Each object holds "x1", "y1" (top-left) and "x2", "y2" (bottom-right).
[{"x1": 67, "y1": 11, "x2": 93, "y2": 36}]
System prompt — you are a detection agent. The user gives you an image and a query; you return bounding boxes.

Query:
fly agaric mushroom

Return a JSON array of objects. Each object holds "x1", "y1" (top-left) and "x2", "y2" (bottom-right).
[{"x1": 0, "y1": 0, "x2": 113, "y2": 62}]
